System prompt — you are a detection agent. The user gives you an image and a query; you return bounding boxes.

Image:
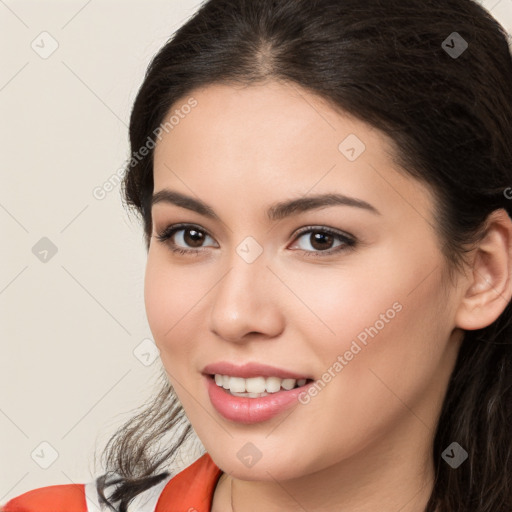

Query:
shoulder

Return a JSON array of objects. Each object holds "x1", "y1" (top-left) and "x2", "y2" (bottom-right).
[
  {"x1": 1, "y1": 454, "x2": 223, "y2": 512},
  {"x1": 155, "y1": 452, "x2": 223, "y2": 512},
  {"x1": 1, "y1": 483, "x2": 87, "y2": 512}
]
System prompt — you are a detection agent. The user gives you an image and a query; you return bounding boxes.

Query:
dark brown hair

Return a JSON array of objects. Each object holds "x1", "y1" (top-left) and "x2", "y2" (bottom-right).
[{"x1": 96, "y1": 0, "x2": 512, "y2": 510}]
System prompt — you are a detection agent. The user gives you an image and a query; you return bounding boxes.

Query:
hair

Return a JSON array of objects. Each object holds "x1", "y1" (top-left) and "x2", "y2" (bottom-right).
[{"x1": 94, "y1": 0, "x2": 512, "y2": 510}]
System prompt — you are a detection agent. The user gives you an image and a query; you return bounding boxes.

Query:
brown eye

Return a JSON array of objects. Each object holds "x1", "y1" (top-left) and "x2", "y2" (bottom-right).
[
  {"x1": 290, "y1": 226, "x2": 356, "y2": 257},
  {"x1": 182, "y1": 228, "x2": 206, "y2": 247},
  {"x1": 309, "y1": 231, "x2": 335, "y2": 251},
  {"x1": 155, "y1": 224, "x2": 218, "y2": 254}
]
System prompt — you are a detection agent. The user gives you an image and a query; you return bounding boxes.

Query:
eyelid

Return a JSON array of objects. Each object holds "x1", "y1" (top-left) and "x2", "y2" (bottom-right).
[
  {"x1": 155, "y1": 222, "x2": 356, "y2": 256},
  {"x1": 291, "y1": 225, "x2": 355, "y2": 243},
  {"x1": 155, "y1": 222, "x2": 218, "y2": 246}
]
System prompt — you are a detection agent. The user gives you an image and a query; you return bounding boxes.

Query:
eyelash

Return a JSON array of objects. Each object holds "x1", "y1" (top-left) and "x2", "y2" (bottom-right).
[{"x1": 155, "y1": 223, "x2": 357, "y2": 258}]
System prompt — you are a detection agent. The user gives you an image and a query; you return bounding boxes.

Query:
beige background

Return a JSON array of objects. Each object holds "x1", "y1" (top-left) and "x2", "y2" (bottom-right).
[{"x1": 1, "y1": 0, "x2": 511, "y2": 504}]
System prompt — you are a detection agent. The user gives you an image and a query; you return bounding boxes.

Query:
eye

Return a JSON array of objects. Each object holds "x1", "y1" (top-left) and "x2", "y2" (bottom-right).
[
  {"x1": 155, "y1": 223, "x2": 218, "y2": 255},
  {"x1": 155, "y1": 223, "x2": 356, "y2": 258},
  {"x1": 289, "y1": 226, "x2": 356, "y2": 257}
]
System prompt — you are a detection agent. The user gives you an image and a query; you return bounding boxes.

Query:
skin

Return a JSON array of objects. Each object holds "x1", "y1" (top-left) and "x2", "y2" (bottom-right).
[{"x1": 145, "y1": 80, "x2": 512, "y2": 511}]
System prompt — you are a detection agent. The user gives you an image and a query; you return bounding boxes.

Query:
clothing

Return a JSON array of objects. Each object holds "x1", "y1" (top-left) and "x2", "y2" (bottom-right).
[{"x1": 1, "y1": 452, "x2": 223, "y2": 512}]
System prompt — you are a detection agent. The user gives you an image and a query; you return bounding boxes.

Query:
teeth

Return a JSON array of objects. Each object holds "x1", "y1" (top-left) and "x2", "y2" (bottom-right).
[
  {"x1": 281, "y1": 378, "x2": 296, "y2": 390},
  {"x1": 246, "y1": 376, "x2": 266, "y2": 393},
  {"x1": 231, "y1": 391, "x2": 269, "y2": 398},
  {"x1": 228, "y1": 376, "x2": 246, "y2": 393},
  {"x1": 265, "y1": 376, "x2": 282, "y2": 393},
  {"x1": 213, "y1": 374, "x2": 308, "y2": 394}
]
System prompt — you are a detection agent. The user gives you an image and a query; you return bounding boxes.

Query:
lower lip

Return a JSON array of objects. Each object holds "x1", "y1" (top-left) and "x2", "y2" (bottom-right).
[{"x1": 204, "y1": 375, "x2": 313, "y2": 424}]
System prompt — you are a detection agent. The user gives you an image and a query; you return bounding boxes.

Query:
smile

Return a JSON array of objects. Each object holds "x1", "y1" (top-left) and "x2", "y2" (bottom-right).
[
  {"x1": 204, "y1": 374, "x2": 314, "y2": 424},
  {"x1": 213, "y1": 374, "x2": 310, "y2": 396}
]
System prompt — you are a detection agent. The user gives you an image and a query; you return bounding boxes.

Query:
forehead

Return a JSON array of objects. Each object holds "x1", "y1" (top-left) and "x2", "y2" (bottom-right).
[
  {"x1": 152, "y1": 81, "x2": 436, "y2": 228},
  {"x1": 154, "y1": 80, "x2": 384, "y2": 166}
]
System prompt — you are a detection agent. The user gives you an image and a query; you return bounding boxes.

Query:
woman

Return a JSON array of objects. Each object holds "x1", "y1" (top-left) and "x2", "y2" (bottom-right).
[{"x1": 3, "y1": 0, "x2": 511, "y2": 510}]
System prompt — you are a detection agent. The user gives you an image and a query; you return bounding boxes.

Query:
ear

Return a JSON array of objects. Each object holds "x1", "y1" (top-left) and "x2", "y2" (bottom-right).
[{"x1": 455, "y1": 209, "x2": 512, "y2": 330}]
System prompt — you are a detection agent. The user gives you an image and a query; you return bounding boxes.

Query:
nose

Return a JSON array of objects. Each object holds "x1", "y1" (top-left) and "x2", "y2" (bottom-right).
[{"x1": 208, "y1": 253, "x2": 285, "y2": 343}]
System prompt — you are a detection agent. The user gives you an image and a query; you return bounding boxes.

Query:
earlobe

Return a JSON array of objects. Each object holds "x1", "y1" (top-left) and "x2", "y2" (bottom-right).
[{"x1": 455, "y1": 209, "x2": 512, "y2": 331}]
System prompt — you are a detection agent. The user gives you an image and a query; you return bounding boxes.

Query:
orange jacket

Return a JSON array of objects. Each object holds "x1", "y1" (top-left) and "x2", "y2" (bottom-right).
[{"x1": 1, "y1": 453, "x2": 222, "y2": 512}]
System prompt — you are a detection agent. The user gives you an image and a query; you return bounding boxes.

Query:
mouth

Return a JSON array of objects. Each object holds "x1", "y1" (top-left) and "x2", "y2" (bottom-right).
[
  {"x1": 204, "y1": 373, "x2": 316, "y2": 424},
  {"x1": 201, "y1": 362, "x2": 316, "y2": 422},
  {"x1": 206, "y1": 373, "x2": 314, "y2": 398}
]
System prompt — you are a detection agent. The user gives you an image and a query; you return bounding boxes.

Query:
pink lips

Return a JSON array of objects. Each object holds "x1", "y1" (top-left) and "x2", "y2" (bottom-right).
[
  {"x1": 201, "y1": 361, "x2": 311, "y2": 380},
  {"x1": 202, "y1": 361, "x2": 314, "y2": 424}
]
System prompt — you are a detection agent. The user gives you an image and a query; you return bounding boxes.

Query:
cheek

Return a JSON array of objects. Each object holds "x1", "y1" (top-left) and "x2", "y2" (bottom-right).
[
  {"x1": 278, "y1": 263, "x2": 402, "y2": 351},
  {"x1": 292, "y1": 254, "x2": 449, "y2": 397},
  {"x1": 288, "y1": 276, "x2": 450, "y2": 462},
  {"x1": 143, "y1": 252, "x2": 204, "y2": 353},
  {"x1": 326, "y1": 274, "x2": 449, "y2": 418}
]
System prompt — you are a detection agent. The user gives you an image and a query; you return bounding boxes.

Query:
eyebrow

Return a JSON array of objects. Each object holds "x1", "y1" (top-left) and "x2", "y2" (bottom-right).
[{"x1": 151, "y1": 188, "x2": 381, "y2": 221}]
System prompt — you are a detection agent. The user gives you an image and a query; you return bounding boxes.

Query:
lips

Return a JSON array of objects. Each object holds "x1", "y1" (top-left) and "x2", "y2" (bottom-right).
[
  {"x1": 204, "y1": 374, "x2": 315, "y2": 424},
  {"x1": 201, "y1": 361, "x2": 316, "y2": 423},
  {"x1": 201, "y1": 361, "x2": 313, "y2": 380}
]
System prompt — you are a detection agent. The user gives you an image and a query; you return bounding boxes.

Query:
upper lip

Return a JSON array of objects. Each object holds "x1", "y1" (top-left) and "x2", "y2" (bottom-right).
[{"x1": 202, "y1": 361, "x2": 312, "y2": 380}]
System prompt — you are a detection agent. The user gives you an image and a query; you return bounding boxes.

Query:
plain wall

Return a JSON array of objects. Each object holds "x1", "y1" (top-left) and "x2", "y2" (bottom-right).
[
  {"x1": 1, "y1": 0, "x2": 511, "y2": 504},
  {"x1": 0, "y1": 0, "x2": 204, "y2": 503}
]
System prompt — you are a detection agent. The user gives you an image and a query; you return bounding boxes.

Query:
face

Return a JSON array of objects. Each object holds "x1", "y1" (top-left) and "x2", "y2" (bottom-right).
[{"x1": 145, "y1": 81, "x2": 464, "y2": 481}]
